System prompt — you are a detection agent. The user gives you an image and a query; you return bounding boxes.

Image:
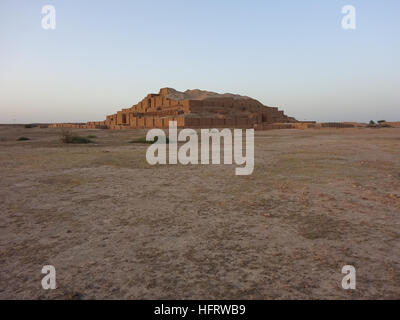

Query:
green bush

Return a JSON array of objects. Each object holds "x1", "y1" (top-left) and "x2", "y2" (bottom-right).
[
  {"x1": 71, "y1": 136, "x2": 92, "y2": 144},
  {"x1": 129, "y1": 136, "x2": 169, "y2": 144},
  {"x1": 60, "y1": 129, "x2": 92, "y2": 144},
  {"x1": 87, "y1": 135, "x2": 97, "y2": 139},
  {"x1": 17, "y1": 137, "x2": 30, "y2": 141},
  {"x1": 129, "y1": 137, "x2": 153, "y2": 144},
  {"x1": 24, "y1": 124, "x2": 36, "y2": 128}
]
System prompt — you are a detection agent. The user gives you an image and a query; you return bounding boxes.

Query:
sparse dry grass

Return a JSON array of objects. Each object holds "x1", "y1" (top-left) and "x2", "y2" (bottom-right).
[{"x1": 0, "y1": 125, "x2": 400, "y2": 299}]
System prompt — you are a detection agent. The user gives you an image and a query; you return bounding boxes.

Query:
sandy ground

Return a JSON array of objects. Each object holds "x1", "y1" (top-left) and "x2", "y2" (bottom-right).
[{"x1": 0, "y1": 125, "x2": 399, "y2": 299}]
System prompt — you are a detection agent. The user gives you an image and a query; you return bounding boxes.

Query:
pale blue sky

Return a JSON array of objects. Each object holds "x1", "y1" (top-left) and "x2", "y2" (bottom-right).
[{"x1": 0, "y1": 0, "x2": 399, "y2": 123}]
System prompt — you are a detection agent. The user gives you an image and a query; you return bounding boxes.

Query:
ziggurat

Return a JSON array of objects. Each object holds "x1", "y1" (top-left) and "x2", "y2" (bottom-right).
[
  {"x1": 50, "y1": 88, "x2": 305, "y2": 130},
  {"x1": 50, "y1": 88, "x2": 359, "y2": 130}
]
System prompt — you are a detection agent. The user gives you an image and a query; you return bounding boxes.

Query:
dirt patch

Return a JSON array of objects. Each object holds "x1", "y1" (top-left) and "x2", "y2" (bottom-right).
[{"x1": 0, "y1": 126, "x2": 400, "y2": 299}]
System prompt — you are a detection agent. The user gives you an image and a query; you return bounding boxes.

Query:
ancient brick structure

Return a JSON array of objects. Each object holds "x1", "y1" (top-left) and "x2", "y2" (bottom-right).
[{"x1": 49, "y1": 87, "x2": 297, "y2": 130}]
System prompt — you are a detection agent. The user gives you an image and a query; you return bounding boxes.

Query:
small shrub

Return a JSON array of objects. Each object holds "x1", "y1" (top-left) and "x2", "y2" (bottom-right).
[
  {"x1": 87, "y1": 135, "x2": 97, "y2": 139},
  {"x1": 60, "y1": 129, "x2": 74, "y2": 143},
  {"x1": 71, "y1": 136, "x2": 92, "y2": 144},
  {"x1": 129, "y1": 137, "x2": 152, "y2": 144},
  {"x1": 17, "y1": 137, "x2": 30, "y2": 141},
  {"x1": 60, "y1": 129, "x2": 92, "y2": 144},
  {"x1": 129, "y1": 136, "x2": 169, "y2": 144},
  {"x1": 24, "y1": 124, "x2": 36, "y2": 128}
]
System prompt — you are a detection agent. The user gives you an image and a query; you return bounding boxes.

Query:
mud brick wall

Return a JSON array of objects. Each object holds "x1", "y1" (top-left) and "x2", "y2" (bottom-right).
[
  {"x1": 145, "y1": 117, "x2": 155, "y2": 128},
  {"x1": 387, "y1": 122, "x2": 400, "y2": 127},
  {"x1": 154, "y1": 117, "x2": 163, "y2": 128},
  {"x1": 212, "y1": 118, "x2": 226, "y2": 127},
  {"x1": 162, "y1": 118, "x2": 171, "y2": 128},
  {"x1": 235, "y1": 117, "x2": 251, "y2": 128},
  {"x1": 185, "y1": 118, "x2": 200, "y2": 127},
  {"x1": 225, "y1": 118, "x2": 236, "y2": 127},
  {"x1": 176, "y1": 117, "x2": 185, "y2": 128},
  {"x1": 137, "y1": 117, "x2": 145, "y2": 128},
  {"x1": 200, "y1": 118, "x2": 213, "y2": 127},
  {"x1": 116, "y1": 112, "x2": 123, "y2": 125},
  {"x1": 321, "y1": 122, "x2": 355, "y2": 128},
  {"x1": 261, "y1": 123, "x2": 295, "y2": 130},
  {"x1": 129, "y1": 115, "x2": 138, "y2": 128}
]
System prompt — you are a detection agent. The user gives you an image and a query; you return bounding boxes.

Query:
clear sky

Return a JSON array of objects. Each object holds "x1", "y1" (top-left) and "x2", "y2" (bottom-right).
[{"x1": 0, "y1": 0, "x2": 399, "y2": 123}]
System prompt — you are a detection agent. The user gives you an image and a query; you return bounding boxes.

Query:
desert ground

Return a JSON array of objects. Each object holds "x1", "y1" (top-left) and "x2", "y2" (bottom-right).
[{"x1": 0, "y1": 125, "x2": 399, "y2": 299}]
